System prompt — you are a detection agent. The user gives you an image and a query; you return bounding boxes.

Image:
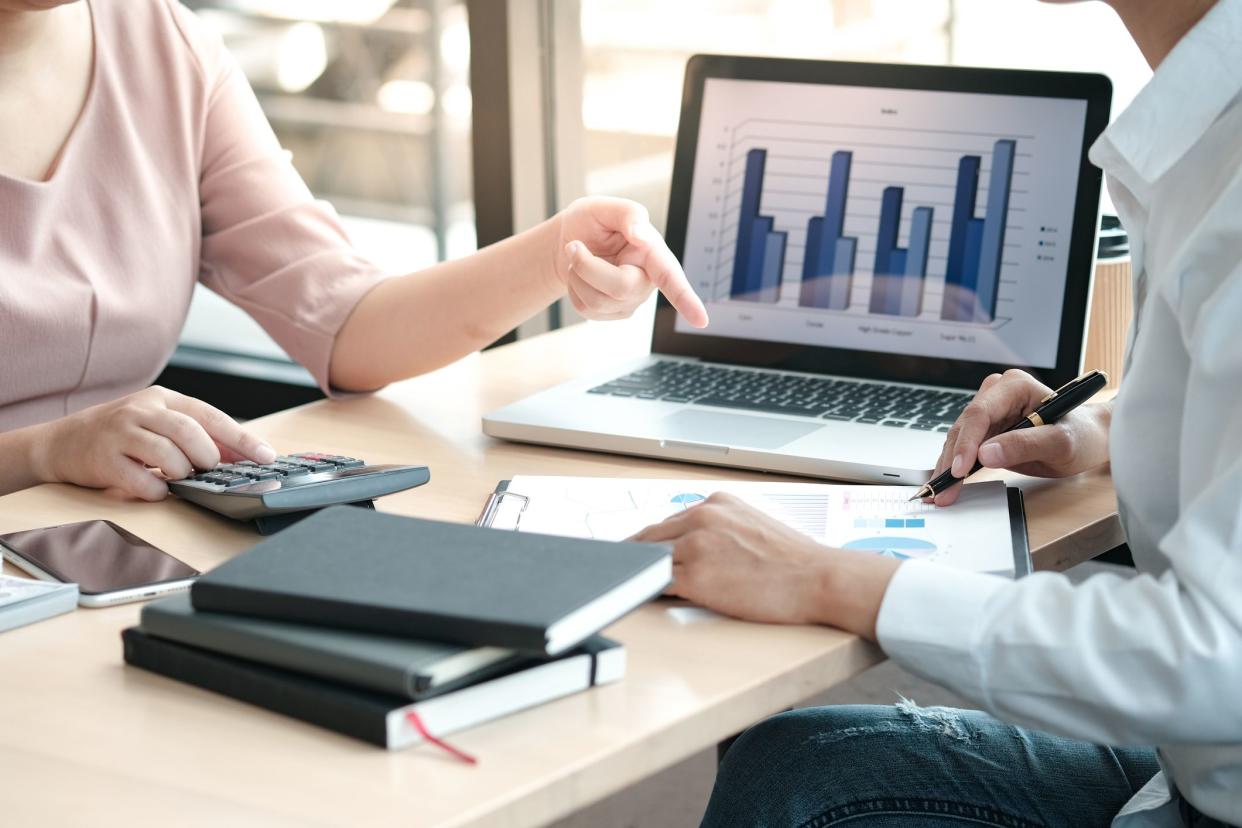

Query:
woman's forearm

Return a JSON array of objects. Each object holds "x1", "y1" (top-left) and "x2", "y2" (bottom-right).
[
  {"x1": 328, "y1": 216, "x2": 564, "y2": 392},
  {"x1": 0, "y1": 421, "x2": 52, "y2": 495}
]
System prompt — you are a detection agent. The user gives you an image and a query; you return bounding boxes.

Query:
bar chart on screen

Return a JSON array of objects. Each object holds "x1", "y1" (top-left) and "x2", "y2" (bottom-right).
[
  {"x1": 725, "y1": 131, "x2": 1020, "y2": 325},
  {"x1": 679, "y1": 78, "x2": 1089, "y2": 368}
]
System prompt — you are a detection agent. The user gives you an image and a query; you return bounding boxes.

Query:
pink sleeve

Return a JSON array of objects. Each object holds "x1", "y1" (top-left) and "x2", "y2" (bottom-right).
[{"x1": 173, "y1": 5, "x2": 390, "y2": 394}]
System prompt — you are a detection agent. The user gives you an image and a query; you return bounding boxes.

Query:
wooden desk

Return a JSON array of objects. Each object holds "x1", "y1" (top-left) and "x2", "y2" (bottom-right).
[{"x1": 0, "y1": 317, "x2": 1120, "y2": 827}]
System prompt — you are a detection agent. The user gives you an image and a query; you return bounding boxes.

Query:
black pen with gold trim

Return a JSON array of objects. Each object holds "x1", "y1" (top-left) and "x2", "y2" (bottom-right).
[{"x1": 909, "y1": 369, "x2": 1110, "y2": 501}]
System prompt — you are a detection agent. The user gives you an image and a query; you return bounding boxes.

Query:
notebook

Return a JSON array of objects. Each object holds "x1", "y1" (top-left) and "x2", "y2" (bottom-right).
[
  {"x1": 0, "y1": 575, "x2": 77, "y2": 633},
  {"x1": 479, "y1": 477, "x2": 1030, "y2": 578},
  {"x1": 142, "y1": 593, "x2": 524, "y2": 700},
  {"x1": 192, "y1": 506, "x2": 672, "y2": 654},
  {"x1": 123, "y1": 627, "x2": 625, "y2": 750}
]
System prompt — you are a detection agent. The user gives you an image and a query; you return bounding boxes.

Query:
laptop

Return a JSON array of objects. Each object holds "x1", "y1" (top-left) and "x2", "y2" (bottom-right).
[{"x1": 484, "y1": 56, "x2": 1112, "y2": 484}]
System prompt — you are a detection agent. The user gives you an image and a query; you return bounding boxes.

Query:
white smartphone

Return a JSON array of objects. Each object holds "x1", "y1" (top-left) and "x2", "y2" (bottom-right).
[{"x1": 0, "y1": 520, "x2": 199, "y2": 608}]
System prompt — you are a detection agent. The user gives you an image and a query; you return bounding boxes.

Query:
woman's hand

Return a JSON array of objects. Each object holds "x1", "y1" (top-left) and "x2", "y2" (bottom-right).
[
  {"x1": 630, "y1": 493, "x2": 901, "y2": 638},
  {"x1": 555, "y1": 197, "x2": 709, "y2": 327},
  {"x1": 30, "y1": 386, "x2": 276, "y2": 502},
  {"x1": 932, "y1": 369, "x2": 1112, "y2": 506},
  {"x1": 330, "y1": 194, "x2": 709, "y2": 391}
]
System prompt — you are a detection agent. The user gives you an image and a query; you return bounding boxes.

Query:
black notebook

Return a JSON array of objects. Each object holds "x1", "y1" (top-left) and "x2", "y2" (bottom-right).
[
  {"x1": 123, "y1": 627, "x2": 625, "y2": 750},
  {"x1": 192, "y1": 506, "x2": 671, "y2": 655},
  {"x1": 142, "y1": 594, "x2": 524, "y2": 700}
]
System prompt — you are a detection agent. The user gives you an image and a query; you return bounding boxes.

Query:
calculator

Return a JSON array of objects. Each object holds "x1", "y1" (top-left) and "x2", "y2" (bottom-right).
[{"x1": 168, "y1": 452, "x2": 430, "y2": 531}]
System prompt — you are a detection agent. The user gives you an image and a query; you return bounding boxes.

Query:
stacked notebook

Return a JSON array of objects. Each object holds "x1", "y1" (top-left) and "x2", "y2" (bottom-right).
[
  {"x1": 123, "y1": 506, "x2": 671, "y2": 750},
  {"x1": 0, "y1": 575, "x2": 78, "y2": 633}
]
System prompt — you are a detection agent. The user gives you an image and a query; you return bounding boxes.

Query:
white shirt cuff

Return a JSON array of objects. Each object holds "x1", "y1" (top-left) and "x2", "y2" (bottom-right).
[{"x1": 875, "y1": 560, "x2": 1014, "y2": 703}]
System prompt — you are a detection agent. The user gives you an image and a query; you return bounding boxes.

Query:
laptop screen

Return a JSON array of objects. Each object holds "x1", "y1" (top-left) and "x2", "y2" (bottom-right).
[{"x1": 666, "y1": 67, "x2": 1102, "y2": 378}]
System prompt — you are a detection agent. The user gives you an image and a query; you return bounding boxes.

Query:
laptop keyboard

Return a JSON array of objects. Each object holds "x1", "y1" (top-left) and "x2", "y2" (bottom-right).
[{"x1": 588, "y1": 361, "x2": 973, "y2": 431}]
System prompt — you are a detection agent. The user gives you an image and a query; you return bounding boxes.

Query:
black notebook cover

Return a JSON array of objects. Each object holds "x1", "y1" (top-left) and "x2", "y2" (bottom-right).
[
  {"x1": 122, "y1": 627, "x2": 621, "y2": 749},
  {"x1": 142, "y1": 593, "x2": 523, "y2": 700},
  {"x1": 192, "y1": 506, "x2": 670, "y2": 654}
]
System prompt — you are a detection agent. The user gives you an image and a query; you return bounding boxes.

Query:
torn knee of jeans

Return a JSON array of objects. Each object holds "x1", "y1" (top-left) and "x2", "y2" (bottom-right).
[
  {"x1": 804, "y1": 723, "x2": 907, "y2": 747},
  {"x1": 895, "y1": 696, "x2": 973, "y2": 742}
]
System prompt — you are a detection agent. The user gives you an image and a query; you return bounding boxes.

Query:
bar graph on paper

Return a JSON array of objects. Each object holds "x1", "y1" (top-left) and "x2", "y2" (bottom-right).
[
  {"x1": 490, "y1": 477, "x2": 1019, "y2": 576},
  {"x1": 722, "y1": 125, "x2": 1021, "y2": 327},
  {"x1": 678, "y1": 79, "x2": 1089, "y2": 369}
]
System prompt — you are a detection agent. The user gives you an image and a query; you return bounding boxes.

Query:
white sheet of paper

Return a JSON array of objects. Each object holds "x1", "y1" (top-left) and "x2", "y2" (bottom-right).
[
  {"x1": 666, "y1": 606, "x2": 726, "y2": 625},
  {"x1": 491, "y1": 477, "x2": 1016, "y2": 577}
]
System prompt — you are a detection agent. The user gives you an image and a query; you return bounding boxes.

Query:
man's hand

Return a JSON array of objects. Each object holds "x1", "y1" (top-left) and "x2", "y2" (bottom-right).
[
  {"x1": 932, "y1": 369, "x2": 1111, "y2": 506},
  {"x1": 630, "y1": 493, "x2": 900, "y2": 638},
  {"x1": 32, "y1": 387, "x2": 276, "y2": 502},
  {"x1": 555, "y1": 197, "x2": 709, "y2": 327}
]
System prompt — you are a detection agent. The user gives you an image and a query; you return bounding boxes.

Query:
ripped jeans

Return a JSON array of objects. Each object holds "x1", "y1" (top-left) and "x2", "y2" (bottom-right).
[{"x1": 700, "y1": 704, "x2": 1160, "y2": 827}]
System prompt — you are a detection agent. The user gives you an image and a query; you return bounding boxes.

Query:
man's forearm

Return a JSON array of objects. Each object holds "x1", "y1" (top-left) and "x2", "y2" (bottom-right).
[{"x1": 811, "y1": 550, "x2": 903, "y2": 641}]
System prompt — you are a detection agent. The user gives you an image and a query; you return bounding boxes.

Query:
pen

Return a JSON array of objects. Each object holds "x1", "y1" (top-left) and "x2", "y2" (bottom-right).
[{"x1": 909, "y1": 369, "x2": 1110, "y2": 501}]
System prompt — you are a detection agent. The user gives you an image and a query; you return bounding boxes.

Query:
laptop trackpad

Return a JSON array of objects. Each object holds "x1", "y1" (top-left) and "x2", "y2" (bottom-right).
[{"x1": 656, "y1": 410, "x2": 822, "y2": 450}]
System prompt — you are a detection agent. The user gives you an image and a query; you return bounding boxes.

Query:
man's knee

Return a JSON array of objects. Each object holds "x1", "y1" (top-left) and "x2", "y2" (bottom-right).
[
  {"x1": 706, "y1": 705, "x2": 924, "y2": 827},
  {"x1": 717, "y1": 705, "x2": 902, "y2": 790},
  {"x1": 715, "y1": 703, "x2": 985, "y2": 796},
  {"x1": 723, "y1": 706, "x2": 871, "y2": 763}
]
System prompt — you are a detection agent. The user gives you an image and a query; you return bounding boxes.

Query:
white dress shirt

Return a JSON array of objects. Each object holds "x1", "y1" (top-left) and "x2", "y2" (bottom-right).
[{"x1": 875, "y1": 1, "x2": 1242, "y2": 824}]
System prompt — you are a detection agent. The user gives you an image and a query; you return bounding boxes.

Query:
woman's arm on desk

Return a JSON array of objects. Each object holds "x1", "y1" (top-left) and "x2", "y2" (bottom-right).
[{"x1": 0, "y1": 388, "x2": 275, "y2": 500}]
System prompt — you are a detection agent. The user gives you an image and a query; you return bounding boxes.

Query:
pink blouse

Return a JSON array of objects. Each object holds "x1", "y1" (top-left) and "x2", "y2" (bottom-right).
[{"x1": 0, "y1": 0, "x2": 388, "y2": 432}]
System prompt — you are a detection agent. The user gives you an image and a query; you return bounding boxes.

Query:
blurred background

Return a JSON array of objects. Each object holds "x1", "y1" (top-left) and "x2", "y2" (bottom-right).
[{"x1": 171, "y1": 0, "x2": 1148, "y2": 413}]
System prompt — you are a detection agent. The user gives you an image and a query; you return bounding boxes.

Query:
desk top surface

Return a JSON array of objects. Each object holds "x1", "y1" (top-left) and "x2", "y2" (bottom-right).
[{"x1": 0, "y1": 314, "x2": 1120, "y2": 827}]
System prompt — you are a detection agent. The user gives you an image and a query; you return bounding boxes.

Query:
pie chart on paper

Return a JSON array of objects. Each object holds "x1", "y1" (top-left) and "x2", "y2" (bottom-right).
[
  {"x1": 842, "y1": 536, "x2": 937, "y2": 560},
  {"x1": 670, "y1": 493, "x2": 707, "y2": 508}
]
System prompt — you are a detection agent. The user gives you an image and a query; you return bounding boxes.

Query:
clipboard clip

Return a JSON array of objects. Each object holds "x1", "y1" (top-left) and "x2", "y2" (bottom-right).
[{"x1": 475, "y1": 490, "x2": 530, "y2": 530}]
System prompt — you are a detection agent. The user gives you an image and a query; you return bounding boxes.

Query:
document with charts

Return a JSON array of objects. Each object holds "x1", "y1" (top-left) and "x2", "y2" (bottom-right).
[{"x1": 486, "y1": 477, "x2": 1024, "y2": 578}]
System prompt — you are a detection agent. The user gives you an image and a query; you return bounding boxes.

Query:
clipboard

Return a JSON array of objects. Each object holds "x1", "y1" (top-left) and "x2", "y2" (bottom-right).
[
  {"x1": 480, "y1": 480, "x2": 1034, "y2": 580},
  {"x1": 1007, "y1": 487, "x2": 1033, "y2": 578},
  {"x1": 475, "y1": 480, "x2": 527, "y2": 529}
]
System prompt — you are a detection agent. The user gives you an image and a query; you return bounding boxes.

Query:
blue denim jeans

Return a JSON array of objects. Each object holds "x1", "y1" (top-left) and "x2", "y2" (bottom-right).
[{"x1": 701, "y1": 703, "x2": 1160, "y2": 827}]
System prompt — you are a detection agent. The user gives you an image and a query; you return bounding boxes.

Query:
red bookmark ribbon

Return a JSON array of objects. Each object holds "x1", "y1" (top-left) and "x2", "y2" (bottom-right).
[{"x1": 405, "y1": 710, "x2": 478, "y2": 765}]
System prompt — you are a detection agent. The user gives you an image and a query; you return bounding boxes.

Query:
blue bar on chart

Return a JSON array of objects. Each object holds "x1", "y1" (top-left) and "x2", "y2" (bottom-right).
[
  {"x1": 899, "y1": 207, "x2": 934, "y2": 316},
  {"x1": 869, "y1": 189, "x2": 934, "y2": 317},
  {"x1": 758, "y1": 231, "x2": 787, "y2": 303},
  {"x1": 830, "y1": 238, "x2": 858, "y2": 308},
  {"x1": 799, "y1": 151, "x2": 856, "y2": 310},
  {"x1": 730, "y1": 149, "x2": 783, "y2": 303},
  {"x1": 871, "y1": 187, "x2": 906, "y2": 315},
  {"x1": 941, "y1": 139, "x2": 1016, "y2": 323},
  {"x1": 941, "y1": 155, "x2": 981, "y2": 321},
  {"x1": 976, "y1": 140, "x2": 1015, "y2": 320}
]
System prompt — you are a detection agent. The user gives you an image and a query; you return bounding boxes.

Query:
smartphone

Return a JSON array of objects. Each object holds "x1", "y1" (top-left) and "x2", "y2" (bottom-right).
[{"x1": 0, "y1": 520, "x2": 199, "y2": 608}]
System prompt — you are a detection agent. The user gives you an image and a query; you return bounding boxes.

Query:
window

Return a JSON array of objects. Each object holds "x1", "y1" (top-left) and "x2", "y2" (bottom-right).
[
  {"x1": 179, "y1": 0, "x2": 475, "y2": 374},
  {"x1": 950, "y1": 0, "x2": 1149, "y2": 111},
  {"x1": 578, "y1": 0, "x2": 1149, "y2": 231}
]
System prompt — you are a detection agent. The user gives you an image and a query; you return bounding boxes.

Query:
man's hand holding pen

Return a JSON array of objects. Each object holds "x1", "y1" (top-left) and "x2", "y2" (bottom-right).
[{"x1": 925, "y1": 369, "x2": 1113, "y2": 507}]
